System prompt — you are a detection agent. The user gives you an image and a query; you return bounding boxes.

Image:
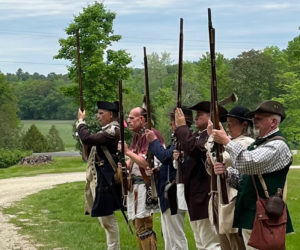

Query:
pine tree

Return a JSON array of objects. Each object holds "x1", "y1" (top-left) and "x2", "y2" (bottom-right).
[
  {"x1": 22, "y1": 124, "x2": 49, "y2": 152},
  {"x1": 47, "y1": 125, "x2": 65, "y2": 152}
]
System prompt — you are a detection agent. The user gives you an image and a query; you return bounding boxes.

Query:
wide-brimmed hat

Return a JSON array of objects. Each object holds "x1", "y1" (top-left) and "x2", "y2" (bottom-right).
[
  {"x1": 247, "y1": 100, "x2": 285, "y2": 122},
  {"x1": 170, "y1": 106, "x2": 193, "y2": 126},
  {"x1": 227, "y1": 106, "x2": 252, "y2": 122},
  {"x1": 97, "y1": 101, "x2": 119, "y2": 113},
  {"x1": 188, "y1": 101, "x2": 228, "y2": 122}
]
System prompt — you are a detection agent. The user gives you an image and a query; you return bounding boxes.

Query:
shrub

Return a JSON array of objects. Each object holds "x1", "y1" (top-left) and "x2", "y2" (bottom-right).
[
  {"x1": 22, "y1": 124, "x2": 49, "y2": 152},
  {"x1": 0, "y1": 149, "x2": 31, "y2": 168},
  {"x1": 47, "y1": 125, "x2": 65, "y2": 152}
]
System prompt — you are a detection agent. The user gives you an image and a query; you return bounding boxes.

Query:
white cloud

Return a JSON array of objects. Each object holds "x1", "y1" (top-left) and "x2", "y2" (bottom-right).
[{"x1": 262, "y1": 3, "x2": 290, "y2": 9}]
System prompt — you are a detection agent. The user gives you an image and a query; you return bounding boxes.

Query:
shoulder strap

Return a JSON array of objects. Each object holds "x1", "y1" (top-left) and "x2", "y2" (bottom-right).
[
  {"x1": 258, "y1": 175, "x2": 270, "y2": 198},
  {"x1": 267, "y1": 135, "x2": 285, "y2": 142},
  {"x1": 255, "y1": 174, "x2": 287, "y2": 201},
  {"x1": 99, "y1": 146, "x2": 117, "y2": 173}
]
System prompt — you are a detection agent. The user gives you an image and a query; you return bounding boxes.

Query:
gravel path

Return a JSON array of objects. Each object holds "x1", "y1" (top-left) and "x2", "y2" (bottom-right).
[{"x1": 0, "y1": 172, "x2": 85, "y2": 250}]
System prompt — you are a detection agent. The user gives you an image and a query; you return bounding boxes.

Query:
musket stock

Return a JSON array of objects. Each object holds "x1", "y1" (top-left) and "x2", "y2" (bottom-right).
[
  {"x1": 75, "y1": 30, "x2": 88, "y2": 161},
  {"x1": 208, "y1": 9, "x2": 229, "y2": 205}
]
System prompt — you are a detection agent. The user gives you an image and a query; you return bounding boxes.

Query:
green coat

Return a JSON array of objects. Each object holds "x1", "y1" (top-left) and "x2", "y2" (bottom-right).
[{"x1": 233, "y1": 131, "x2": 294, "y2": 233}]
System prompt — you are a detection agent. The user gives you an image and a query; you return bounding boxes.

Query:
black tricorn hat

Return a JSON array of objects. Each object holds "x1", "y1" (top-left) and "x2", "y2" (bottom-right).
[
  {"x1": 97, "y1": 101, "x2": 119, "y2": 113},
  {"x1": 227, "y1": 106, "x2": 252, "y2": 122},
  {"x1": 246, "y1": 100, "x2": 285, "y2": 122},
  {"x1": 188, "y1": 101, "x2": 228, "y2": 122},
  {"x1": 170, "y1": 106, "x2": 193, "y2": 125}
]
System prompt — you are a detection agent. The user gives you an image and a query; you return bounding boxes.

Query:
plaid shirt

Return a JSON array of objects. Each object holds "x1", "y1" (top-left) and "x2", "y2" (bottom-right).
[{"x1": 225, "y1": 128, "x2": 292, "y2": 175}]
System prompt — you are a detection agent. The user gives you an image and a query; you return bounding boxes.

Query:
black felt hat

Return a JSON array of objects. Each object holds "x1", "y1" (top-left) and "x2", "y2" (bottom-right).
[
  {"x1": 227, "y1": 106, "x2": 252, "y2": 122},
  {"x1": 247, "y1": 100, "x2": 285, "y2": 122},
  {"x1": 97, "y1": 101, "x2": 119, "y2": 113},
  {"x1": 188, "y1": 101, "x2": 228, "y2": 122}
]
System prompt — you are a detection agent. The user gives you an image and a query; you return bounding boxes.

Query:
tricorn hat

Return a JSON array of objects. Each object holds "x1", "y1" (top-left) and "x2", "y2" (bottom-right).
[
  {"x1": 97, "y1": 101, "x2": 119, "y2": 113},
  {"x1": 188, "y1": 101, "x2": 228, "y2": 122},
  {"x1": 227, "y1": 106, "x2": 252, "y2": 122},
  {"x1": 246, "y1": 100, "x2": 285, "y2": 122}
]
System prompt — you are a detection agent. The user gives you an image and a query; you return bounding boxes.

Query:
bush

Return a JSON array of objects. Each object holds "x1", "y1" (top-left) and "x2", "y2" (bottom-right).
[
  {"x1": 47, "y1": 125, "x2": 65, "y2": 152},
  {"x1": 0, "y1": 149, "x2": 31, "y2": 168},
  {"x1": 22, "y1": 124, "x2": 49, "y2": 153}
]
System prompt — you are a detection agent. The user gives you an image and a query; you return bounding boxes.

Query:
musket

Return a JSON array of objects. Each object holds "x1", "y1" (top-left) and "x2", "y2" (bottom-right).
[
  {"x1": 143, "y1": 46, "x2": 158, "y2": 203},
  {"x1": 75, "y1": 30, "x2": 88, "y2": 161},
  {"x1": 118, "y1": 79, "x2": 129, "y2": 198},
  {"x1": 208, "y1": 8, "x2": 229, "y2": 205},
  {"x1": 176, "y1": 18, "x2": 184, "y2": 185}
]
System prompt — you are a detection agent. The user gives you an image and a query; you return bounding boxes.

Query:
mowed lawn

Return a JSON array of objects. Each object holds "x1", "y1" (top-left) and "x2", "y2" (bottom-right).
[
  {"x1": 21, "y1": 120, "x2": 77, "y2": 151},
  {"x1": 2, "y1": 156, "x2": 300, "y2": 249}
]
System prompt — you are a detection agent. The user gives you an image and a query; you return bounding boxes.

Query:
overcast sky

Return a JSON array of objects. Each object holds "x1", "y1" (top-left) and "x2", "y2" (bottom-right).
[{"x1": 0, "y1": 0, "x2": 299, "y2": 75}]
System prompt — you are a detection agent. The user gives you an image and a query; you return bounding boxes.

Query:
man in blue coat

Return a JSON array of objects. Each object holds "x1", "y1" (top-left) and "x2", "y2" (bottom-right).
[{"x1": 145, "y1": 107, "x2": 192, "y2": 250}]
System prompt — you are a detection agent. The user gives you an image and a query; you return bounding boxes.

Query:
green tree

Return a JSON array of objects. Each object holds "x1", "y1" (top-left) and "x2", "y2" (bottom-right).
[
  {"x1": 0, "y1": 72, "x2": 21, "y2": 149},
  {"x1": 47, "y1": 125, "x2": 65, "y2": 152},
  {"x1": 54, "y1": 2, "x2": 132, "y2": 115},
  {"x1": 230, "y1": 50, "x2": 280, "y2": 109},
  {"x1": 274, "y1": 72, "x2": 300, "y2": 148},
  {"x1": 285, "y1": 35, "x2": 300, "y2": 77},
  {"x1": 22, "y1": 124, "x2": 49, "y2": 153},
  {"x1": 15, "y1": 79, "x2": 76, "y2": 120}
]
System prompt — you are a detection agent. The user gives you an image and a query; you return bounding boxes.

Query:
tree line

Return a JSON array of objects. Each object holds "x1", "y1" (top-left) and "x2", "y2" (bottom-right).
[{"x1": 0, "y1": 2, "x2": 299, "y2": 158}]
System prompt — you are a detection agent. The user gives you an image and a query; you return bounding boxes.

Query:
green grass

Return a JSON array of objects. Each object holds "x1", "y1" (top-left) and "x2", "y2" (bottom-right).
[
  {"x1": 292, "y1": 150, "x2": 300, "y2": 165},
  {"x1": 3, "y1": 181, "x2": 196, "y2": 249},
  {"x1": 21, "y1": 120, "x2": 76, "y2": 151},
  {"x1": 1, "y1": 158, "x2": 299, "y2": 249},
  {"x1": 0, "y1": 156, "x2": 85, "y2": 179}
]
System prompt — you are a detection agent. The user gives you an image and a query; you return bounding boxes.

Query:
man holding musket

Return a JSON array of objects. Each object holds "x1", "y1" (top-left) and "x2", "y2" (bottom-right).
[
  {"x1": 119, "y1": 107, "x2": 164, "y2": 250},
  {"x1": 76, "y1": 101, "x2": 122, "y2": 250},
  {"x1": 174, "y1": 101, "x2": 226, "y2": 249},
  {"x1": 209, "y1": 100, "x2": 294, "y2": 249}
]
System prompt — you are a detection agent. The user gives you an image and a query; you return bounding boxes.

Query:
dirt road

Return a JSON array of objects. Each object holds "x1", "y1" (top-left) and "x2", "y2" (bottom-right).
[{"x1": 0, "y1": 172, "x2": 85, "y2": 250}]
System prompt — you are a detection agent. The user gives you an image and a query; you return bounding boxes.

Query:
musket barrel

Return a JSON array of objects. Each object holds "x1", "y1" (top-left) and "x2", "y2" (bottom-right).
[
  {"x1": 118, "y1": 79, "x2": 129, "y2": 197},
  {"x1": 75, "y1": 30, "x2": 84, "y2": 112},
  {"x1": 177, "y1": 18, "x2": 183, "y2": 108},
  {"x1": 143, "y1": 47, "x2": 152, "y2": 130},
  {"x1": 208, "y1": 8, "x2": 229, "y2": 205}
]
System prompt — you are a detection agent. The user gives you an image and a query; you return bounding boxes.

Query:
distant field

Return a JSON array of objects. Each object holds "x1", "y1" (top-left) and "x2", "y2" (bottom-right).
[{"x1": 21, "y1": 120, "x2": 77, "y2": 151}]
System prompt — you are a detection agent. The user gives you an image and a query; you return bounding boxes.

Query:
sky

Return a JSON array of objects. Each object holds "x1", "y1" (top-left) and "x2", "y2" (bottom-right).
[{"x1": 0, "y1": 0, "x2": 299, "y2": 75}]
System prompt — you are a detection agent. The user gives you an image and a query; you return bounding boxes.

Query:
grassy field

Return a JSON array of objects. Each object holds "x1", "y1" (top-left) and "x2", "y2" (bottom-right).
[
  {"x1": 0, "y1": 157, "x2": 85, "y2": 179},
  {"x1": 1, "y1": 157, "x2": 300, "y2": 249},
  {"x1": 292, "y1": 150, "x2": 300, "y2": 165},
  {"x1": 21, "y1": 120, "x2": 77, "y2": 151}
]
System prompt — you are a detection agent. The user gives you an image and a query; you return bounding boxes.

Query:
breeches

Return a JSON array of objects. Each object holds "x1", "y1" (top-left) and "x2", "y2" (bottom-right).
[{"x1": 98, "y1": 214, "x2": 120, "y2": 250}]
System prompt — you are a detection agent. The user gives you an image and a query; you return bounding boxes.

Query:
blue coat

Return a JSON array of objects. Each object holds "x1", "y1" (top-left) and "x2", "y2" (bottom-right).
[{"x1": 149, "y1": 139, "x2": 176, "y2": 213}]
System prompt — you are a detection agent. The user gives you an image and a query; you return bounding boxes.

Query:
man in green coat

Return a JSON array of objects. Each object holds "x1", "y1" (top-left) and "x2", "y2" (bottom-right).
[{"x1": 209, "y1": 100, "x2": 293, "y2": 249}]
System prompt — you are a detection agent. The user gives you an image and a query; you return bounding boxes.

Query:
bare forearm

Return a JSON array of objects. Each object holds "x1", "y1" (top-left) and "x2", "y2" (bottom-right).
[{"x1": 126, "y1": 150, "x2": 148, "y2": 169}]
